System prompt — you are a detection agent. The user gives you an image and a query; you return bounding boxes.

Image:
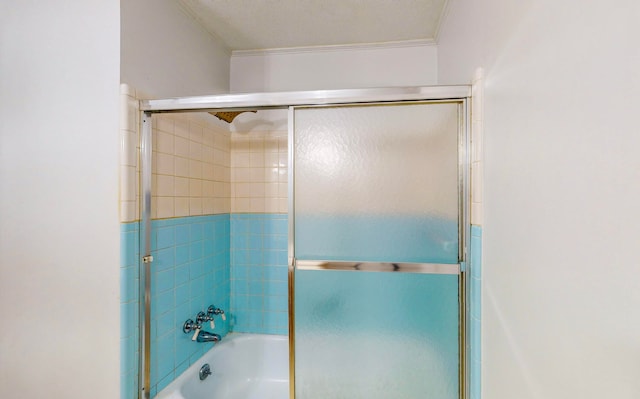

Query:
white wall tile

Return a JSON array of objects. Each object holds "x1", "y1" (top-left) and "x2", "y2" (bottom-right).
[
  {"x1": 156, "y1": 175, "x2": 174, "y2": 197},
  {"x1": 233, "y1": 198, "x2": 250, "y2": 213},
  {"x1": 120, "y1": 131, "x2": 138, "y2": 167},
  {"x1": 230, "y1": 130, "x2": 288, "y2": 214},
  {"x1": 470, "y1": 73, "x2": 483, "y2": 226},
  {"x1": 265, "y1": 168, "x2": 278, "y2": 183},
  {"x1": 249, "y1": 183, "x2": 265, "y2": 197},
  {"x1": 156, "y1": 131, "x2": 174, "y2": 154},
  {"x1": 189, "y1": 141, "x2": 202, "y2": 161},
  {"x1": 155, "y1": 153, "x2": 174, "y2": 176},
  {"x1": 202, "y1": 146, "x2": 214, "y2": 163},
  {"x1": 202, "y1": 162, "x2": 215, "y2": 181},
  {"x1": 214, "y1": 198, "x2": 227, "y2": 214},
  {"x1": 278, "y1": 168, "x2": 288, "y2": 182},
  {"x1": 156, "y1": 197, "x2": 174, "y2": 219},
  {"x1": 202, "y1": 181, "x2": 214, "y2": 197},
  {"x1": 278, "y1": 153, "x2": 287, "y2": 167},
  {"x1": 249, "y1": 198, "x2": 265, "y2": 213},
  {"x1": 232, "y1": 152, "x2": 250, "y2": 168},
  {"x1": 189, "y1": 160, "x2": 202, "y2": 179},
  {"x1": 189, "y1": 198, "x2": 202, "y2": 215},
  {"x1": 235, "y1": 183, "x2": 252, "y2": 197},
  {"x1": 121, "y1": 166, "x2": 136, "y2": 202},
  {"x1": 250, "y1": 152, "x2": 264, "y2": 167},
  {"x1": 250, "y1": 168, "x2": 264, "y2": 183},
  {"x1": 156, "y1": 117, "x2": 174, "y2": 134},
  {"x1": 202, "y1": 198, "x2": 214, "y2": 214},
  {"x1": 221, "y1": 167, "x2": 231, "y2": 182},
  {"x1": 189, "y1": 122, "x2": 203, "y2": 143},
  {"x1": 213, "y1": 148, "x2": 226, "y2": 165},
  {"x1": 124, "y1": 97, "x2": 138, "y2": 132},
  {"x1": 277, "y1": 183, "x2": 287, "y2": 198},
  {"x1": 249, "y1": 137, "x2": 264, "y2": 152},
  {"x1": 145, "y1": 113, "x2": 231, "y2": 219},
  {"x1": 278, "y1": 198, "x2": 288, "y2": 213},
  {"x1": 175, "y1": 197, "x2": 189, "y2": 217},
  {"x1": 120, "y1": 201, "x2": 136, "y2": 222},
  {"x1": 213, "y1": 182, "x2": 225, "y2": 198},
  {"x1": 174, "y1": 120, "x2": 189, "y2": 138},
  {"x1": 265, "y1": 198, "x2": 279, "y2": 213},
  {"x1": 471, "y1": 161, "x2": 483, "y2": 204},
  {"x1": 202, "y1": 128, "x2": 214, "y2": 147},
  {"x1": 471, "y1": 119, "x2": 483, "y2": 163},
  {"x1": 174, "y1": 177, "x2": 189, "y2": 197},
  {"x1": 174, "y1": 136, "x2": 189, "y2": 158},
  {"x1": 470, "y1": 202, "x2": 483, "y2": 226},
  {"x1": 264, "y1": 153, "x2": 279, "y2": 168},
  {"x1": 265, "y1": 183, "x2": 278, "y2": 198},
  {"x1": 119, "y1": 89, "x2": 140, "y2": 223},
  {"x1": 189, "y1": 179, "x2": 202, "y2": 197},
  {"x1": 231, "y1": 168, "x2": 242, "y2": 182},
  {"x1": 174, "y1": 157, "x2": 189, "y2": 177}
]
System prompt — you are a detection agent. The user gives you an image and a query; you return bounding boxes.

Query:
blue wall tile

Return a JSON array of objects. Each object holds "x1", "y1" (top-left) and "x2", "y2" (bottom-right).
[
  {"x1": 469, "y1": 225, "x2": 482, "y2": 399},
  {"x1": 124, "y1": 214, "x2": 477, "y2": 398},
  {"x1": 230, "y1": 214, "x2": 288, "y2": 336},
  {"x1": 120, "y1": 222, "x2": 140, "y2": 399},
  {"x1": 121, "y1": 215, "x2": 231, "y2": 399}
]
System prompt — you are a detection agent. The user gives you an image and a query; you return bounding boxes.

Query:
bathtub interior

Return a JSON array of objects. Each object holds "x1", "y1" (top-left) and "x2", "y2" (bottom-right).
[{"x1": 156, "y1": 333, "x2": 289, "y2": 399}]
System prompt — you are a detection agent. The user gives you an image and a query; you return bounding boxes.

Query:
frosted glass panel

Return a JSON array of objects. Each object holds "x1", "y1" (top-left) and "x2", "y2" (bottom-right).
[
  {"x1": 294, "y1": 269, "x2": 459, "y2": 399},
  {"x1": 294, "y1": 103, "x2": 459, "y2": 263}
]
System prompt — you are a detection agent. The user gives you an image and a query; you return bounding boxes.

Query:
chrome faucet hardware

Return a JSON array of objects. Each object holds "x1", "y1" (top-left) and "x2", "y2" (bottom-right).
[
  {"x1": 183, "y1": 319, "x2": 203, "y2": 341},
  {"x1": 182, "y1": 319, "x2": 201, "y2": 334},
  {"x1": 207, "y1": 305, "x2": 226, "y2": 321},
  {"x1": 196, "y1": 331, "x2": 221, "y2": 343},
  {"x1": 198, "y1": 310, "x2": 216, "y2": 329},
  {"x1": 197, "y1": 311, "x2": 213, "y2": 324},
  {"x1": 185, "y1": 308, "x2": 225, "y2": 343},
  {"x1": 199, "y1": 364, "x2": 212, "y2": 381}
]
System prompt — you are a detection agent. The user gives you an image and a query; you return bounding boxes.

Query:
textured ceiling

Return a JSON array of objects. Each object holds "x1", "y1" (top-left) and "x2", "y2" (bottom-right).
[{"x1": 178, "y1": 0, "x2": 448, "y2": 52}]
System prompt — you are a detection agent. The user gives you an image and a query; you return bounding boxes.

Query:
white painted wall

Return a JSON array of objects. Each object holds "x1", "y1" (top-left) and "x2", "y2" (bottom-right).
[
  {"x1": 231, "y1": 43, "x2": 438, "y2": 92},
  {"x1": 0, "y1": 2, "x2": 120, "y2": 399},
  {"x1": 121, "y1": 0, "x2": 230, "y2": 98},
  {"x1": 438, "y1": 1, "x2": 640, "y2": 398}
]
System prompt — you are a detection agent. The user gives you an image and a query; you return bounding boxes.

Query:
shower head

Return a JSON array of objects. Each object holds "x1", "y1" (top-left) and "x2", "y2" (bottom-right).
[{"x1": 209, "y1": 110, "x2": 257, "y2": 123}]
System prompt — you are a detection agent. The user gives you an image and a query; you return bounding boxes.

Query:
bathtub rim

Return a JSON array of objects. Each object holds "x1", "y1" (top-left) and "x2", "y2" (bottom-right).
[{"x1": 154, "y1": 332, "x2": 289, "y2": 399}]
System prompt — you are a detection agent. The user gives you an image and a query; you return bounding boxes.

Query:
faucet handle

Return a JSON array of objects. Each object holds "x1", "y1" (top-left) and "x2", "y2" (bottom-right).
[
  {"x1": 183, "y1": 319, "x2": 202, "y2": 333},
  {"x1": 196, "y1": 311, "x2": 208, "y2": 324},
  {"x1": 198, "y1": 310, "x2": 214, "y2": 329},
  {"x1": 207, "y1": 305, "x2": 226, "y2": 321},
  {"x1": 183, "y1": 318, "x2": 202, "y2": 341},
  {"x1": 191, "y1": 327, "x2": 201, "y2": 341}
]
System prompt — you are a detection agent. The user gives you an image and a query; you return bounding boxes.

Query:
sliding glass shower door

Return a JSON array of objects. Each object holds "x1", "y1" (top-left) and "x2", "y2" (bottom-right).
[{"x1": 291, "y1": 102, "x2": 463, "y2": 399}]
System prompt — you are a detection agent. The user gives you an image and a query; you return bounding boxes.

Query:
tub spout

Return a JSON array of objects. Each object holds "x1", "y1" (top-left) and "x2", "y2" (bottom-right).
[{"x1": 196, "y1": 331, "x2": 221, "y2": 343}]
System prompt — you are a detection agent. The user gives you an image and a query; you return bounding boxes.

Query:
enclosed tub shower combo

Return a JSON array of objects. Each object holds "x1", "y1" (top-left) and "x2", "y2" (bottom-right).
[{"x1": 120, "y1": 86, "x2": 481, "y2": 399}]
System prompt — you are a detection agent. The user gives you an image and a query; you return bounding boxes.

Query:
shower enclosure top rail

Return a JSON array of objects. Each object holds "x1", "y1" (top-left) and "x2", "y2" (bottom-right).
[{"x1": 140, "y1": 85, "x2": 471, "y2": 113}]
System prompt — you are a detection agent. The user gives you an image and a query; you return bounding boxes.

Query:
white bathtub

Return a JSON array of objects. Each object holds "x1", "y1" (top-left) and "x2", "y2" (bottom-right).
[{"x1": 156, "y1": 333, "x2": 289, "y2": 399}]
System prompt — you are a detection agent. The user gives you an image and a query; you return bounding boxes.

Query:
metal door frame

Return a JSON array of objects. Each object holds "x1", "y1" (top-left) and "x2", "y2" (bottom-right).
[{"x1": 138, "y1": 85, "x2": 471, "y2": 399}]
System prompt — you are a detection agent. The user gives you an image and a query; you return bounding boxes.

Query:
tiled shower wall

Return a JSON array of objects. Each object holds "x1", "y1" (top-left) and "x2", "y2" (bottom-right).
[
  {"x1": 151, "y1": 113, "x2": 231, "y2": 218},
  {"x1": 230, "y1": 130, "x2": 288, "y2": 213},
  {"x1": 149, "y1": 111, "x2": 232, "y2": 396},
  {"x1": 119, "y1": 84, "x2": 140, "y2": 399},
  {"x1": 229, "y1": 129, "x2": 289, "y2": 335},
  {"x1": 119, "y1": 84, "x2": 234, "y2": 398},
  {"x1": 469, "y1": 69, "x2": 484, "y2": 399}
]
